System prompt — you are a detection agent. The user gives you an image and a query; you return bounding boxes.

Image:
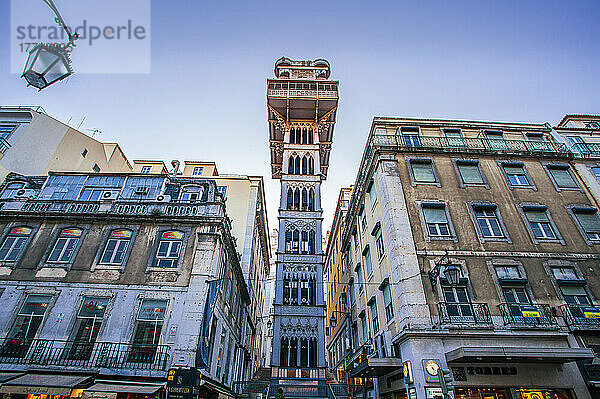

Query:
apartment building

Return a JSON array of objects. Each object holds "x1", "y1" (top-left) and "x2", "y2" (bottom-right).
[
  {"x1": 334, "y1": 117, "x2": 599, "y2": 399},
  {"x1": 0, "y1": 170, "x2": 255, "y2": 397},
  {"x1": 0, "y1": 106, "x2": 132, "y2": 180}
]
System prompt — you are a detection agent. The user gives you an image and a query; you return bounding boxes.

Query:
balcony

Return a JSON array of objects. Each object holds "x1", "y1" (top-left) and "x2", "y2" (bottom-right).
[
  {"x1": 560, "y1": 304, "x2": 600, "y2": 331},
  {"x1": 572, "y1": 142, "x2": 600, "y2": 157},
  {"x1": 0, "y1": 338, "x2": 170, "y2": 371},
  {"x1": 437, "y1": 302, "x2": 493, "y2": 328},
  {"x1": 0, "y1": 138, "x2": 11, "y2": 155},
  {"x1": 498, "y1": 303, "x2": 558, "y2": 329},
  {"x1": 371, "y1": 134, "x2": 572, "y2": 158},
  {"x1": 267, "y1": 82, "x2": 338, "y2": 100}
]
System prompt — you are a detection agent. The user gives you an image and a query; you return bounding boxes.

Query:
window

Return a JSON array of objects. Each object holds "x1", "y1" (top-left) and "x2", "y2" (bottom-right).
[
  {"x1": 567, "y1": 136, "x2": 587, "y2": 154},
  {"x1": 485, "y1": 130, "x2": 508, "y2": 150},
  {"x1": 361, "y1": 212, "x2": 367, "y2": 231},
  {"x1": 78, "y1": 175, "x2": 125, "y2": 201},
  {"x1": 180, "y1": 185, "x2": 204, "y2": 202},
  {"x1": 502, "y1": 286, "x2": 531, "y2": 320},
  {"x1": 443, "y1": 128, "x2": 465, "y2": 147},
  {"x1": 4, "y1": 294, "x2": 53, "y2": 355},
  {"x1": 360, "y1": 313, "x2": 368, "y2": 343},
  {"x1": 571, "y1": 207, "x2": 600, "y2": 242},
  {"x1": 523, "y1": 207, "x2": 556, "y2": 240},
  {"x1": 422, "y1": 204, "x2": 451, "y2": 238},
  {"x1": 456, "y1": 160, "x2": 485, "y2": 185},
  {"x1": 546, "y1": 165, "x2": 579, "y2": 190},
  {"x1": 1, "y1": 182, "x2": 26, "y2": 199},
  {"x1": 192, "y1": 167, "x2": 204, "y2": 176},
  {"x1": 551, "y1": 267, "x2": 578, "y2": 281},
  {"x1": 382, "y1": 284, "x2": 393, "y2": 322},
  {"x1": 0, "y1": 226, "x2": 32, "y2": 262},
  {"x1": 92, "y1": 164, "x2": 101, "y2": 173},
  {"x1": 525, "y1": 132, "x2": 544, "y2": 141},
  {"x1": 375, "y1": 229, "x2": 385, "y2": 259},
  {"x1": 592, "y1": 166, "x2": 600, "y2": 183},
  {"x1": 217, "y1": 186, "x2": 227, "y2": 198},
  {"x1": 495, "y1": 266, "x2": 521, "y2": 279},
  {"x1": 560, "y1": 286, "x2": 591, "y2": 306},
  {"x1": 585, "y1": 121, "x2": 600, "y2": 129},
  {"x1": 368, "y1": 181, "x2": 377, "y2": 208},
  {"x1": 356, "y1": 264, "x2": 364, "y2": 293},
  {"x1": 81, "y1": 148, "x2": 88, "y2": 158},
  {"x1": 68, "y1": 297, "x2": 109, "y2": 360},
  {"x1": 369, "y1": 299, "x2": 379, "y2": 334},
  {"x1": 100, "y1": 229, "x2": 132, "y2": 265},
  {"x1": 473, "y1": 205, "x2": 505, "y2": 238},
  {"x1": 152, "y1": 231, "x2": 184, "y2": 268},
  {"x1": 401, "y1": 127, "x2": 421, "y2": 147},
  {"x1": 442, "y1": 286, "x2": 473, "y2": 321},
  {"x1": 141, "y1": 166, "x2": 151, "y2": 174},
  {"x1": 410, "y1": 160, "x2": 436, "y2": 184},
  {"x1": 349, "y1": 278, "x2": 355, "y2": 304},
  {"x1": 48, "y1": 228, "x2": 83, "y2": 263},
  {"x1": 363, "y1": 247, "x2": 373, "y2": 277},
  {"x1": 131, "y1": 299, "x2": 167, "y2": 363},
  {"x1": 502, "y1": 163, "x2": 531, "y2": 187},
  {"x1": 0, "y1": 125, "x2": 16, "y2": 140}
]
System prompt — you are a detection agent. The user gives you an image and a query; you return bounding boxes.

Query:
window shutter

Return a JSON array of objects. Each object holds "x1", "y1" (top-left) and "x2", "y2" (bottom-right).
[
  {"x1": 560, "y1": 286, "x2": 587, "y2": 296},
  {"x1": 412, "y1": 162, "x2": 435, "y2": 182},
  {"x1": 423, "y1": 206, "x2": 447, "y2": 224},
  {"x1": 458, "y1": 164, "x2": 483, "y2": 184},
  {"x1": 576, "y1": 211, "x2": 600, "y2": 233},
  {"x1": 503, "y1": 166, "x2": 524, "y2": 175},
  {"x1": 525, "y1": 210, "x2": 549, "y2": 223},
  {"x1": 549, "y1": 168, "x2": 578, "y2": 188}
]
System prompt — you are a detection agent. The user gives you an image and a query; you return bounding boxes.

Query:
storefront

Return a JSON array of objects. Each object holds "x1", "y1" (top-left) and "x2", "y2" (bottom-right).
[
  {"x1": 454, "y1": 388, "x2": 571, "y2": 399},
  {"x1": 0, "y1": 373, "x2": 93, "y2": 399},
  {"x1": 81, "y1": 382, "x2": 164, "y2": 399}
]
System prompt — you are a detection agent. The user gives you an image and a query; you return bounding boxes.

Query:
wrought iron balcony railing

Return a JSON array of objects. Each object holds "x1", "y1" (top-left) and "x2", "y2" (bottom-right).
[
  {"x1": 372, "y1": 134, "x2": 571, "y2": 157},
  {"x1": 437, "y1": 302, "x2": 493, "y2": 327},
  {"x1": 560, "y1": 304, "x2": 600, "y2": 330},
  {"x1": 271, "y1": 383, "x2": 328, "y2": 398},
  {"x1": 0, "y1": 138, "x2": 11, "y2": 155},
  {"x1": 571, "y1": 142, "x2": 600, "y2": 157},
  {"x1": 498, "y1": 303, "x2": 557, "y2": 328},
  {"x1": 0, "y1": 338, "x2": 170, "y2": 371}
]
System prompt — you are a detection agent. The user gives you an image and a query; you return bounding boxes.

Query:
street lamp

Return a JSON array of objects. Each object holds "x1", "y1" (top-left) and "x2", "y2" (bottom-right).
[
  {"x1": 428, "y1": 251, "x2": 462, "y2": 288},
  {"x1": 21, "y1": 0, "x2": 79, "y2": 91}
]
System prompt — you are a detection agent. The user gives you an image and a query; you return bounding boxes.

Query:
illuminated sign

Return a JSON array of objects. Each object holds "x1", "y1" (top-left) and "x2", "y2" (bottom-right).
[
  {"x1": 162, "y1": 231, "x2": 183, "y2": 240},
  {"x1": 403, "y1": 360, "x2": 413, "y2": 384},
  {"x1": 10, "y1": 226, "x2": 32, "y2": 235},
  {"x1": 423, "y1": 359, "x2": 441, "y2": 382},
  {"x1": 520, "y1": 305, "x2": 540, "y2": 318}
]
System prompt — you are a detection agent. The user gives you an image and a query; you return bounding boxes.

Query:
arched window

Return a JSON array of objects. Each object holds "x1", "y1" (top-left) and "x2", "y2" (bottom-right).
[
  {"x1": 301, "y1": 188, "x2": 308, "y2": 211},
  {"x1": 288, "y1": 156, "x2": 295, "y2": 174},
  {"x1": 302, "y1": 156, "x2": 308, "y2": 175},
  {"x1": 48, "y1": 228, "x2": 83, "y2": 263},
  {"x1": 308, "y1": 128, "x2": 314, "y2": 144},
  {"x1": 0, "y1": 182, "x2": 26, "y2": 200},
  {"x1": 100, "y1": 229, "x2": 133, "y2": 266},
  {"x1": 309, "y1": 230, "x2": 316, "y2": 254},
  {"x1": 300, "y1": 338, "x2": 309, "y2": 367},
  {"x1": 293, "y1": 188, "x2": 300, "y2": 210},
  {"x1": 285, "y1": 230, "x2": 293, "y2": 252},
  {"x1": 308, "y1": 188, "x2": 315, "y2": 211},
  {"x1": 294, "y1": 156, "x2": 301, "y2": 174},
  {"x1": 300, "y1": 279, "x2": 310, "y2": 305},
  {"x1": 302, "y1": 128, "x2": 308, "y2": 145},
  {"x1": 280, "y1": 337, "x2": 289, "y2": 366},
  {"x1": 308, "y1": 156, "x2": 315, "y2": 175},
  {"x1": 289, "y1": 337, "x2": 298, "y2": 366},
  {"x1": 0, "y1": 226, "x2": 33, "y2": 262},
  {"x1": 292, "y1": 230, "x2": 300, "y2": 253},
  {"x1": 309, "y1": 277, "x2": 316, "y2": 305},
  {"x1": 309, "y1": 338, "x2": 317, "y2": 367},
  {"x1": 180, "y1": 185, "x2": 203, "y2": 202},
  {"x1": 287, "y1": 189, "x2": 294, "y2": 210}
]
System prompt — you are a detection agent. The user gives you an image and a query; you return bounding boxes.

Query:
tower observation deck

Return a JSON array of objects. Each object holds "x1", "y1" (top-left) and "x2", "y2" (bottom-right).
[{"x1": 267, "y1": 57, "x2": 339, "y2": 397}]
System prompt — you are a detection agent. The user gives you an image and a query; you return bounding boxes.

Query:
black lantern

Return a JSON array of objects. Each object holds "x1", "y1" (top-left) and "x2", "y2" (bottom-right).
[
  {"x1": 21, "y1": 0, "x2": 79, "y2": 91},
  {"x1": 266, "y1": 319, "x2": 272, "y2": 330},
  {"x1": 22, "y1": 43, "x2": 73, "y2": 90},
  {"x1": 329, "y1": 315, "x2": 337, "y2": 328},
  {"x1": 442, "y1": 264, "x2": 462, "y2": 286}
]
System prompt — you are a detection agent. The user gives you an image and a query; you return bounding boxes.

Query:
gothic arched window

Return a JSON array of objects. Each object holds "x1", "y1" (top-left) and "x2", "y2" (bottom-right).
[
  {"x1": 293, "y1": 188, "x2": 300, "y2": 210},
  {"x1": 308, "y1": 188, "x2": 315, "y2": 211},
  {"x1": 287, "y1": 189, "x2": 294, "y2": 210}
]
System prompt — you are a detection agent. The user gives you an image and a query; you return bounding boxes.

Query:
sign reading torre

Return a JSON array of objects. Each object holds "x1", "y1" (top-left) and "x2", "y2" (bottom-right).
[{"x1": 267, "y1": 57, "x2": 339, "y2": 393}]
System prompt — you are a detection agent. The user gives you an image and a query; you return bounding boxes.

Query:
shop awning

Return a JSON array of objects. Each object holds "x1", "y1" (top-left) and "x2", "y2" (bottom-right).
[
  {"x1": 84, "y1": 383, "x2": 164, "y2": 394},
  {"x1": 0, "y1": 373, "x2": 24, "y2": 383},
  {"x1": 349, "y1": 357, "x2": 403, "y2": 378},
  {"x1": 198, "y1": 375, "x2": 235, "y2": 397},
  {"x1": 446, "y1": 346, "x2": 595, "y2": 363},
  {"x1": 0, "y1": 374, "x2": 92, "y2": 396}
]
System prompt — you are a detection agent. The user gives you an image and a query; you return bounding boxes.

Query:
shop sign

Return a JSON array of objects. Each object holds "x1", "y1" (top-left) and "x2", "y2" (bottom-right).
[
  {"x1": 408, "y1": 387, "x2": 418, "y2": 399},
  {"x1": 82, "y1": 391, "x2": 117, "y2": 399},
  {"x1": 403, "y1": 360, "x2": 413, "y2": 384},
  {"x1": 466, "y1": 366, "x2": 517, "y2": 376},
  {"x1": 520, "y1": 305, "x2": 540, "y2": 318},
  {"x1": 166, "y1": 368, "x2": 201, "y2": 399},
  {"x1": 583, "y1": 307, "x2": 600, "y2": 318},
  {"x1": 425, "y1": 387, "x2": 444, "y2": 399}
]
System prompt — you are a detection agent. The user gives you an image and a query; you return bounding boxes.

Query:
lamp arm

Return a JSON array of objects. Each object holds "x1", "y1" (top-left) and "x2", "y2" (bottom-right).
[{"x1": 42, "y1": 0, "x2": 79, "y2": 48}]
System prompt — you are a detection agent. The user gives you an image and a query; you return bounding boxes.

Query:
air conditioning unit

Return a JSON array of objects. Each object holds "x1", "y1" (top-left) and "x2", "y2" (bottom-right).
[
  {"x1": 155, "y1": 194, "x2": 171, "y2": 203},
  {"x1": 135, "y1": 186, "x2": 150, "y2": 195},
  {"x1": 15, "y1": 189, "x2": 36, "y2": 198},
  {"x1": 101, "y1": 191, "x2": 118, "y2": 200}
]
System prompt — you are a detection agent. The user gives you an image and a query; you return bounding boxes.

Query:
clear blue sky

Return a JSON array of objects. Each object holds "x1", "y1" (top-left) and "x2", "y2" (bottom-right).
[{"x1": 1, "y1": 0, "x2": 599, "y2": 231}]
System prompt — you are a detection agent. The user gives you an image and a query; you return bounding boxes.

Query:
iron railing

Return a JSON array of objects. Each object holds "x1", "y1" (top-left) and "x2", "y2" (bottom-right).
[
  {"x1": 0, "y1": 338, "x2": 170, "y2": 371},
  {"x1": 232, "y1": 381, "x2": 270, "y2": 396},
  {"x1": 437, "y1": 302, "x2": 493, "y2": 327},
  {"x1": 498, "y1": 303, "x2": 557, "y2": 328},
  {"x1": 372, "y1": 134, "x2": 571, "y2": 157},
  {"x1": 572, "y1": 142, "x2": 600, "y2": 157},
  {"x1": 560, "y1": 304, "x2": 600, "y2": 330},
  {"x1": 328, "y1": 383, "x2": 363, "y2": 399},
  {"x1": 0, "y1": 138, "x2": 11, "y2": 155},
  {"x1": 270, "y1": 383, "x2": 327, "y2": 398}
]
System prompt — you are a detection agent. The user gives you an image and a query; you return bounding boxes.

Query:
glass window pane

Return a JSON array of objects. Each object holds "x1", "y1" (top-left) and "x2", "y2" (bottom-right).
[
  {"x1": 412, "y1": 162, "x2": 435, "y2": 182},
  {"x1": 138, "y1": 299, "x2": 167, "y2": 321},
  {"x1": 549, "y1": 167, "x2": 578, "y2": 188},
  {"x1": 78, "y1": 297, "x2": 109, "y2": 318}
]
